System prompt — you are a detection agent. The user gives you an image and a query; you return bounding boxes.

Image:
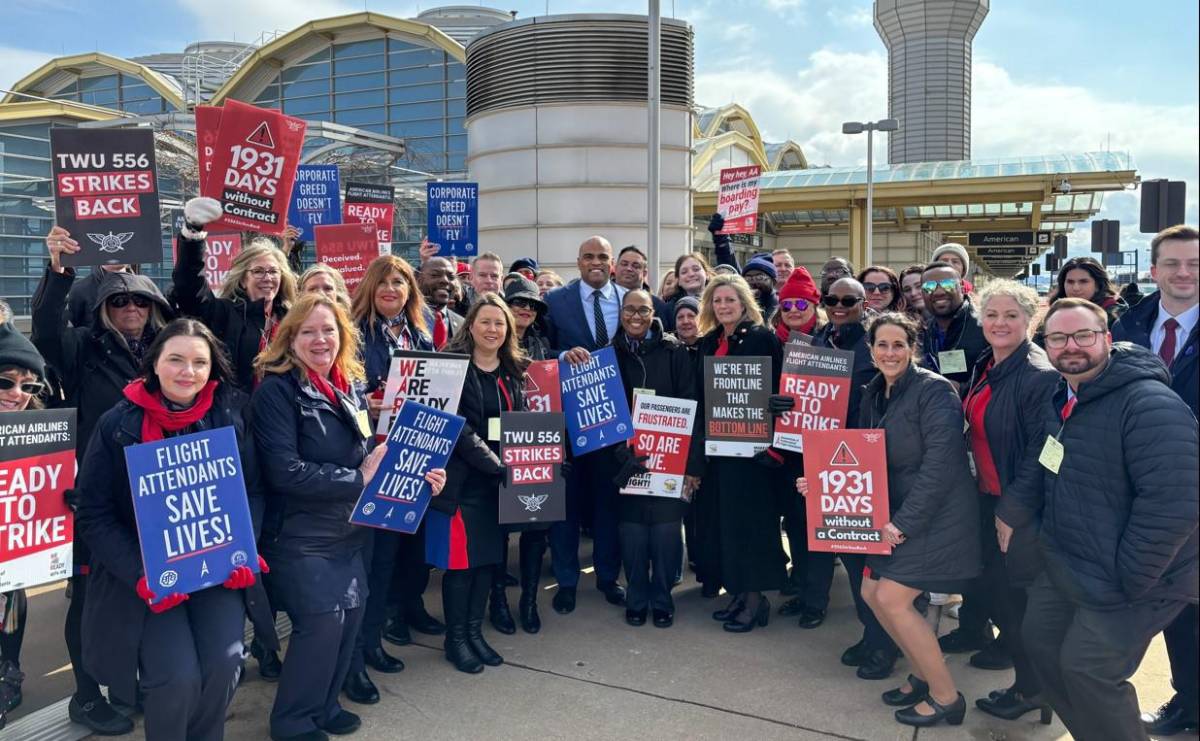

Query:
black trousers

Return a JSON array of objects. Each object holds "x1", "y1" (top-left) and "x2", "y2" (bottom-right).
[
  {"x1": 842, "y1": 554, "x2": 897, "y2": 653},
  {"x1": 139, "y1": 586, "x2": 245, "y2": 741},
  {"x1": 388, "y1": 525, "x2": 432, "y2": 619},
  {"x1": 1023, "y1": 572, "x2": 1186, "y2": 741},
  {"x1": 974, "y1": 496, "x2": 1039, "y2": 694},
  {"x1": 953, "y1": 495, "x2": 1000, "y2": 642},
  {"x1": 271, "y1": 606, "x2": 363, "y2": 738},
  {"x1": 64, "y1": 575, "x2": 106, "y2": 703},
  {"x1": 0, "y1": 591, "x2": 26, "y2": 666},
  {"x1": 782, "y1": 498, "x2": 836, "y2": 611},
  {"x1": 619, "y1": 520, "x2": 682, "y2": 613},
  {"x1": 350, "y1": 527, "x2": 428, "y2": 674},
  {"x1": 1164, "y1": 603, "x2": 1199, "y2": 708},
  {"x1": 549, "y1": 451, "x2": 621, "y2": 588}
]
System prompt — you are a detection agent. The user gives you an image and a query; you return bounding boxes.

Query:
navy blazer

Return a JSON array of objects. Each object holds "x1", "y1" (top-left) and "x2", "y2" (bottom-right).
[{"x1": 543, "y1": 278, "x2": 627, "y2": 355}]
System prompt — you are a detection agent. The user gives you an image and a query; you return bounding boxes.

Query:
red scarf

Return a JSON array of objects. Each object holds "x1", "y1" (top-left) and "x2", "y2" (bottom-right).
[
  {"x1": 307, "y1": 366, "x2": 350, "y2": 405},
  {"x1": 123, "y1": 379, "x2": 218, "y2": 442},
  {"x1": 774, "y1": 315, "x2": 817, "y2": 343}
]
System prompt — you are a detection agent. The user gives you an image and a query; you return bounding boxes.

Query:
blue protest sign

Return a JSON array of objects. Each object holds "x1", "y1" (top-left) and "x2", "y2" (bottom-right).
[
  {"x1": 124, "y1": 427, "x2": 258, "y2": 600},
  {"x1": 560, "y1": 346, "x2": 633, "y2": 455},
  {"x1": 350, "y1": 399, "x2": 465, "y2": 534},
  {"x1": 426, "y1": 181, "x2": 478, "y2": 256},
  {"x1": 288, "y1": 164, "x2": 342, "y2": 241}
]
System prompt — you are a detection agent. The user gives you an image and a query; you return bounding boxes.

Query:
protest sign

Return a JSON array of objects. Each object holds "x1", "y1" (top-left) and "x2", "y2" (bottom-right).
[
  {"x1": 0, "y1": 409, "x2": 75, "y2": 591},
  {"x1": 194, "y1": 105, "x2": 222, "y2": 191},
  {"x1": 203, "y1": 100, "x2": 307, "y2": 235},
  {"x1": 773, "y1": 341, "x2": 854, "y2": 453},
  {"x1": 173, "y1": 229, "x2": 241, "y2": 292},
  {"x1": 288, "y1": 164, "x2": 342, "y2": 241},
  {"x1": 351, "y1": 400, "x2": 464, "y2": 534},
  {"x1": 375, "y1": 350, "x2": 470, "y2": 438},
  {"x1": 716, "y1": 165, "x2": 761, "y2": 234},
  {"x1": 343, "y1": 182, "x2": 395, "y2": 252},
  {"x1": 523, "y1": 360, "x2": 562, "y2": 413},
  {"x1": 560, "y1": 347, "x2": 633, "y2": 455},
  {"x1": 426, "y1": 181, "x2": 478, "y2": 256},
  {"x1": 620, "y1": 395, "x2": 696, "y2": 499},
  {"x1": 703, "y1": 355, "x2": 772, "y2": 457},
  {"x1": 315, "y1": 222, "x2": 378, "y2": 295},
  {"x1": 802, "y1": 429, "x2": 890, "y2": 555},
  {"x1": 124, "y1": 427, "x2": 259, "y2": 600},
  {"x1": 50, "y1": 128, "x2": 162, "y2": 267},
  {"x1": 499, "y1": 412, "x2": 565, "y2": 524}
]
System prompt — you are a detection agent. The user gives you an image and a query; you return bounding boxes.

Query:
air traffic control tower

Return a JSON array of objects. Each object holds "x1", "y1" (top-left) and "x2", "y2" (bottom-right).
[{"x1": 874, "y1": 0, "x2": 989, "y2": 164}]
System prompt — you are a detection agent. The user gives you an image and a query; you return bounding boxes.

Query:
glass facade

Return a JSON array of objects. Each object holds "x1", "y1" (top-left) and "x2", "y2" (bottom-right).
[{"x1": 48, "y1": 72, "x2": 172, "y2": 115}]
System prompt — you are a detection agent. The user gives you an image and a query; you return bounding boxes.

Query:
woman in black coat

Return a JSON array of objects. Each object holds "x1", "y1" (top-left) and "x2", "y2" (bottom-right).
[
  {"x1": 74, "y1": 318, "x2": 273, "y2": 741},
  {"x1": 696, "y1": 274, "x2": 786, "y2": 632},
  {"x1": 426, "y1": 294, "x2": 527, "y2": 673}
]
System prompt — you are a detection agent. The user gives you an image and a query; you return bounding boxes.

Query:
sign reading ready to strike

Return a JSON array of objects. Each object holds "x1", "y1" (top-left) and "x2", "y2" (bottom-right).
[
  {"x1": 704, "y1": 356, "x2": 772, "y2": 457},
  {"x1": 426, "y1": 181, "x2": 478, "y2": 256},
  {"x1": 560, "y1": 347, "x2": 632, "y2": 455},
  {"x1": 343, "y1": 182, "x2": 394, "y2": 251},
  {"x1": 0, "y1": 409, "x2": 75, "y2": 591},
  {"x1": 289, "y1": 164, "x2": 342, "y2": 241},
  {"x1": 499, "y1": 412, "x2": 566, "y2": 525},
  {"x1": 621, "y1": 395, "x2": 696, "y2": 499},
  {"x1": 802, "y1": 429, "x2": 890, "y2": 556},
  {"x1": 125, "y1": 427, "x2": 259, "y2": 600},
  {"x1": 50, "y1": 128, "x2": 162, "y2": 267},
  {"x1": 773, "y1": 341, "x2": 854, "y2": 453},
  {"x1": 716, "y1": 165, "x2": 761, "y2": 234},
  {"x1": 375, "y1": 350, "x2": 470, "y2": 439}
]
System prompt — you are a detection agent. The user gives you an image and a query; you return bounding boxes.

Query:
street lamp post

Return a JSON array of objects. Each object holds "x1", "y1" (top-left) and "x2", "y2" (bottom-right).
[{"x1": 842, "y1": 118, "x2": 898, "y2": 267}]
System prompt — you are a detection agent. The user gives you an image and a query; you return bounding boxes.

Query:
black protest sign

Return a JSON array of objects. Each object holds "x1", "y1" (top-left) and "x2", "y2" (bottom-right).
[
  {"x1": 498, "y1": 412, "x2": 565, "y2": 525},
  {"x1": 703, "y1": 355, "x2": 772, "y2": 457},
  {"x1": 50, "y1": 128, "x2": 162, "y2": 267}
]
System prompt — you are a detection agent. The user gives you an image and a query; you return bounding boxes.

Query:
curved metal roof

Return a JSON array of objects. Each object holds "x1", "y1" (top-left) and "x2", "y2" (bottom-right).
[{"x1": 2, "y1": 52, "x2": 186, "y2": 110}]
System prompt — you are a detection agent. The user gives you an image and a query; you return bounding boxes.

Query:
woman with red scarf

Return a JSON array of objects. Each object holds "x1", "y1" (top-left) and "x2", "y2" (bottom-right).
[
  {"x1": 770, "y1": 267, "x2": 821, "y2": 342},
  {"x1": 73, "y1": 318, "x2": 275, "y2": 740}
]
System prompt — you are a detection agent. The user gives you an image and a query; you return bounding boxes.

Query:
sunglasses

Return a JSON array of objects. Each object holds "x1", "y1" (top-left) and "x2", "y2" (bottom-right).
[
  {"x1": 921, "y1": 279, "x2": 959, "y2": 294},
  {"x1": 780, "y1": 299, "x2": 811, "y2": 312},
  {"x1": 821, "y1": 295, "x2": 864, "y2": 308},
  {"x1": 0, "y1": 377, "x2": 45, "y2": 395},
  {"x1": 107, "y1": 294, "x2": 152, "y2": 309},
  {"x1": 862, "y1": 282, "x2": 893, "y2": 294},
  {"x1": 508, "y1": 298, "x2": 538, "y2": 311}
]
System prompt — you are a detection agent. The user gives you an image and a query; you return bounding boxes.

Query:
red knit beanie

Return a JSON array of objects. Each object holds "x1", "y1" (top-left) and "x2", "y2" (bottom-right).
[{"x1": 779, "y1": 266, "x2": 820, "y2": 304}]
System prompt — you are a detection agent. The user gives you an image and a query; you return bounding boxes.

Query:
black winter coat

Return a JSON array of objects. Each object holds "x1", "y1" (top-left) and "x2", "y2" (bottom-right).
[
  {"x1": 811, "y1": 320, "x2": 878, "y2": 428},
  {"x1": 860, "y1": 365, "x2": 980, "y2": 588},
  {"x1": 922, "y1": 297, "x2": 988, "y2": 390},
  {"x1": 998, "y1": 344, "x2": 1199, "y2": 608},
  {"x1": 66, "y1": 267, "x2": 131, "y2": 329},
  {"x1": 250, "y1": 369, "x2": 371, "y2": 614},
  {"x1": 1112, "y1": 292, "x2": 1199, "y2": 416},
  {"x1": 172, "y1": 234, "x2": 287, "y2": 391},
  {"x1": 73, "y1": 387, "x2": 274, "y2": 702}
]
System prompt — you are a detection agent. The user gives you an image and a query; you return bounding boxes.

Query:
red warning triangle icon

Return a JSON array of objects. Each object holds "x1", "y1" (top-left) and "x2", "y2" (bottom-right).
[
  {"x1": 829, "y1": 441, "x2": 859, "y2": 467},
  {"x1": 246, "y1": 121, "x2": 275, "y2": 149},
  {"x1": 523, "y1": 372, "x2": 541, "y2": 392}
]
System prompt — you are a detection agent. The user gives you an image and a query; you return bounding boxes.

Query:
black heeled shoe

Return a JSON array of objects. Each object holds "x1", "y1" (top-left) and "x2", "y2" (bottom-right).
[
  {"x1": 723, "y1": 597, "x2": 769, "y2": 633},
  {"x1": 489, "y1": 585, "x2": 517, "y2": 635},
  {"x1": 712, "y1": 595, "x2": 745, "y2": 621},
  {"x1": 363, "y1": 646, "x2": 404, "y2": 674},
  {"x1": 882, "y1": 674, "x2": 929, "y2": 707},
  {"x1": 518, "y1": 592, "x2": 541, "y2": 634},
  {"x1": 895, "y1": 692, "x2": 967, "y2": 727},
  {"x1": 342, "y1": 671, "x2": 379, "y2": 705},
  {"x1": 975, "y1": 688, "x2": 1052, "y2": 724}
]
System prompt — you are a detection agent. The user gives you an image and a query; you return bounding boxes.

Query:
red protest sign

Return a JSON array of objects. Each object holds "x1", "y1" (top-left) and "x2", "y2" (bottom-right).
[
  {"x1": 194, "y1": 105, "x2": 222, "y2": 192},
  {"x1": 315, "y1": 222, "x2": 378, "y2": 295},
  {"x1": 802, "y1": 429, "x2": 890, "y2": 555},
  {"x1": 773, "y1": 341, "x2": 854, "y2": 453},
  {"x1": 343, "y1": 182, "x2": 395, "y2": 250},
  {"x1": 620, "y1": 395, "x2": 696, "y2": 498},
  {"x1": 173, "y1": 232, "x2": 241, "y2": 292},
  {"x1": 523, "y1": 360, "x2": 562, "y2": 413},
  {"x1": 203, "y1": 100, "x2": 307, "y2": 235},
  {"x1": 717, "y1": 165, "x2": 761, "y2": 234}
]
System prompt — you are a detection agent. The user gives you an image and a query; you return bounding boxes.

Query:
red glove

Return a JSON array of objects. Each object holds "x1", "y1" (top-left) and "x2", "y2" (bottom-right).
[
  {"x1": 222, "y1": 566, "x2": 255, "y2": 590},
  {"x1": 136, "y1": 576, "x2": 189, "y2": 614},
  {"x1": 258, "y1": 555, "x2": 270, "y2": 574}
]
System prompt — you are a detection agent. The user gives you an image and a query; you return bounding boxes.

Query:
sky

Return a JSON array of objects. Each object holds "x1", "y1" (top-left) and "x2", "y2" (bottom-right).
[{"x1": 2, "y1": 0, "x2": 1197, "y2": 269}]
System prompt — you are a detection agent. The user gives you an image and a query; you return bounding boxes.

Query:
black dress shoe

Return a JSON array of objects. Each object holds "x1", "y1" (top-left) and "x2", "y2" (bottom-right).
[
  {"x1": 856, "y1": 649, "x2": 897, "y2": 680},
  {"x1": 798, "y1": 608, "x2": 826, "y2": 629},
  {"x1": 342, "y1": 671, "x2": 379, "y2": 705},
  {"x1": 969, "y1": 641, "x2": 1013, "y2": 670},
  {"x1": 976, "y1": 687, "x2": 1052, "y2": 724},
  {"x1": 700, "y1": 582, "x2": 720, "y2": 598},
  {"x1": 363, "y1": 646, "x2": 404, "y2": 674},
  {"x1": 712, "y1": 595, "x2": 745, "y2": 622},
  {"x1": 723, "y1": 598, "x2": 769, "y2": 633},
  {"x1": 652, "y1": 609, "x2": 674, "y2": 628},
  {"x1": 599, "y1": 582, "x2": 626, "y2": 606},
  {"x1": 552, "y1": 586, "x2": 576, "y2": 614},
  {"x1": 68, "y1": 696, "x2": 134, "y2": 736},
  {"x1": 882, "y1": 674, "x2": 929, "y2": 707},
  {"x1": 840, "y1": 639, "x2": 869, "y2": 667},
  {"x1": 780, "y1": 579, "x2": 801, "y2": 596},
  {"x1": 777, "y1": 596, "x2": 806, "y2": 616},
  {"x1": 895, "y1": 692, "x2": 967, "y2": 727},
  {"x1": 625, "y1": 608, "x2": 647, "y2": 626},
  {"x1": 489, "y1": 586, "x2": 517, "y2": 635},
  {"x1": 937, "y1": 627, "x2": 989, "y2": 654},
  {"x1": 1142, "y1": 693, "x2": 1199, "y2": 736},
  {"x1": 383, "y1": 618, "x2": 412, "y2": 646},
  {"x1": 322, "y1": 709, "x2": 362, "y2": 735},
  {"x1": 406, "y1": 608, "x2": 446, "y2": 636}
]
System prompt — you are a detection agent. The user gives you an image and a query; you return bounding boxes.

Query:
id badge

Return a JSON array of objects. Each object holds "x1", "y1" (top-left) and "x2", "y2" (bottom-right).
[
  {"x1": 1038, "y1": 435, "x2": 1064, "y2": 474},
  {"x1": 938, "y1": 349, "x2": 968, "y2": 375},
  {"x1": 634, "y1": 388, "x2": 656, "y2": 398},
  {"x1": 354, "y1": 409, "x2": 372, "y2": 439},
  {"x1": 487, "y1": 417, "x2": 501, "y2": 442}
]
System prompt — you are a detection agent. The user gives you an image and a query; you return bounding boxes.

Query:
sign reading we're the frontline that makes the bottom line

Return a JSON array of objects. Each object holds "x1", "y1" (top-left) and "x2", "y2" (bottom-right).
[{"x1": 703, "y1": 355, "x2": 772, "y2": 457}]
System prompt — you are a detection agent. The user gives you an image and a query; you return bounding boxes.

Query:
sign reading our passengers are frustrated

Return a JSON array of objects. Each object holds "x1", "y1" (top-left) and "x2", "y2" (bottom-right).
[
  {"x1": 620, "y1": 395, "x2": 696, "y2": 499},
  {"x1": 703, "y1": 355, "x2": 772, "y2": 457},
  {"x1": 560, "y1": 347, "x2": 632, "y2": 456}
]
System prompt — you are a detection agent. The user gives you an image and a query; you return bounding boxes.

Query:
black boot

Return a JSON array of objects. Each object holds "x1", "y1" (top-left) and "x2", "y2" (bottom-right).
[
  {"x1": 488, "y1": 574, "x2": 516, "y2": 635},
  {"x1": 467, "y1": 568, "x2": 503, "y2": 667},
  {"x1": 518, "y1": 535, "x2": 545, "y2": 634},
  {"x1": 442, "y1": 571, "x2": 483, "y2": 674}
]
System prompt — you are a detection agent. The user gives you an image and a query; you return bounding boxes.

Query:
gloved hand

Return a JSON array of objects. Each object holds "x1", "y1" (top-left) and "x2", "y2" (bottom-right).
[
  {"x1": 752, "y1": 447, "x2": 784, "y2": 470},
  {"x1": 707, "y1": 213, "x2": 726, "y2": 234},
  {"x1": 612, "y1": 449, "x2": 650, "y2": 488},
  {"x1": 136, "y1": 575, "x2": 189, "y2": 614},
  {"x1": 767, "y1": 394, "x2": 795, "y2": 417},
  {"x1": 183, "y1": 196, "x2": 222, "y2": 231},
  {"x1": 63, "y1": 487, "x2": 80, "y2": 512},
  {"x1": 223, "y1": 566, "x2": 256, "y2": 590},
  {"x1": 258, "y1": 555, "x2": 270, "y2": 574},
  {"x1": 491, "y1": 463, "x2": 508, "y2": 486}
]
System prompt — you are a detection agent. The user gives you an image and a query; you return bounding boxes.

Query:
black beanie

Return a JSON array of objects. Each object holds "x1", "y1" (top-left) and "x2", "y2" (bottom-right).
[{"x1": 0, "y1": 321, "x2": 46, "y2": 380}]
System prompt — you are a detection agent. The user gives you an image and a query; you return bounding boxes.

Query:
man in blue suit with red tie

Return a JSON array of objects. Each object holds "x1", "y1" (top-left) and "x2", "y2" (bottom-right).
[{"x1": 542, "y1": 236, "x2": 628, "y2": 613}]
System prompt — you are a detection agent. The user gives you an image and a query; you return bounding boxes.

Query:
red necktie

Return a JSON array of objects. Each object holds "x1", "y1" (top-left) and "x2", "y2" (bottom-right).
[
  {"x1": 433, "y1": 311, "x2": 448, "y2": 350},
  {"x1": 1061, "y1": 396, "x2": 1077, "y2": 421},
  {"x1": 1158, "y1": 318, "x2": 1179, "y2": 368}
]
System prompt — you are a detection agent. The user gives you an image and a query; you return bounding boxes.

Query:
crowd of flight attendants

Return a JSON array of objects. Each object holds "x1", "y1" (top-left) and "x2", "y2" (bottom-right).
[{"x1": 0, "y1": 196, "x2": 1194, "y2": 741}]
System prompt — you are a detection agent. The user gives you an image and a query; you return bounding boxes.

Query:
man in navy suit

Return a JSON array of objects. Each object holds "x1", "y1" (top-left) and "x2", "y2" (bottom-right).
[{"x1": 543, "y1": 236, "x2": 628, "y2": 613}]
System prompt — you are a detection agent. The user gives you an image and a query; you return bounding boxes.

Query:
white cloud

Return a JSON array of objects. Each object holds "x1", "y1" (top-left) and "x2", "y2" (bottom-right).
[
  {"x1": 0, "y1": 45, "x2": 55, "y2": 95},
  {"x1": 827, "y1": 3, "x2": 872, "y2": 27},
  {"x1": 174, "y1": 0, "x2": 370, "y2": 39},
  {"x1": 717, "y1": 22, "x2": 756, "y2": 44}
]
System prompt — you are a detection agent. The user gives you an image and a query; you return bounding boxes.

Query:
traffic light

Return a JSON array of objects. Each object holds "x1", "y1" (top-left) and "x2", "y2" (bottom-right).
[
  {"x1": 1054, "y1": 234, "x2": 1068, "y2": 259},
  {"x1": 1140, "y1": 179, "x2": 1186, "y2": 233},
  {"x1": 1045, "y1": 254, "x2": 1057, "y2": 272},
  {"x1": 1091, "y1": 219, "x2": 1119, "y2": 253},
  {"x1": 1031, "y1": 263, "x2": 1041, "y2": 276}
]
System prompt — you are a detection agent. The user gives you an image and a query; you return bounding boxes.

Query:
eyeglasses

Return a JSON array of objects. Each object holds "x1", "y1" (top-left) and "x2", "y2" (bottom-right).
[
  {"x1": 780, "y1": 299, "x2": 811, "y2": 312},
  {"x1": 862, "y1": 282, "x2": 893, "y2": 294},
  {"x1": 1044, "y1": 329, "x2": 1105, "y2": 349},
  {"x1": 107, "y1": 294, "x2": 151, "y2": 309},
  {"x1": 0, "y1": 377, "x2": 45, "y2": 395},
  {"x1": 744, "y1": 272, "x2": 773, "y2": 284},
  {"x1": 621, "y1": 306, "x2": 653, "y2": 318},
  {"x1": 249, "y1": 267, "x2": 281, "y2": 279},
  {"x1": 921, "y1": 279, "x2": 959, "y2": 294},
  {"x1": 821, "y1": 295, "x2": 864, "y2": 308}
]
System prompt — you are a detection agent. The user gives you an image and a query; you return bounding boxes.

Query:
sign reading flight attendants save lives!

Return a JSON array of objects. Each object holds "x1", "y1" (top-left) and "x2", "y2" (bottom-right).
[
  {"x1": 288, "y1": 164, "x2": 342, "y2": 241},
  {"x1": 124, "y1": 427, "x2": 259, "y2": 601},
  {"x1": 716, "y1": 165, "x2": 762, "y2": 234},
  {"x1": 802, "y1": 429, "x2": 891, "y2": 556},
  {"x1": 0, "y1": 409, "x2": 75, "y2": 591},
  {"x1": 772, "y1": 340, "x2": 854, "y2": 453},
  {"x1": 315, "y1": 222, "x2": 379, "y2": 295},
  {"x1": 201, "y1": 99, "x2": 307, "y2": 236},
  {"x1": 351, "y1": 400, "x2": 464, "y2": 535},
  {"x1": 426, "y1": 181, "x2": 479, "y2": 256},
  {"x1": 621, "y1": 395, "x2": 697, "y2": 499},
  {"x1": 523, "y1": 360, "x2": 562, "y2": 413},
  {"x1": 374, "y1": 350, "x2": 470, "y2": 439},
  {"x1": 560, "y1": 347, "x2": 633, "y2": 456},
  {"x1": 703, "y1": 355, "x2": 772, "y2": 457},
  {"x1": 343, "y1": 182, "x2": 395, "y2": 252},
  {"x1": 50, "y1": 128, "x2": 162, "y2": 267},
  {"x1": 499, "y1": 412, "x2": 566, "y2": 525}
]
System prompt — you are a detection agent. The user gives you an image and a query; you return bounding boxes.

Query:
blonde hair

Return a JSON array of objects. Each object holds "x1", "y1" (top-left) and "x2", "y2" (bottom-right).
[
  {"x1": 299, "y1": 264, "x2": 351, "y2": 311},
  {"x1": 535, "y1": 270, "x2": 564, "y2": 288},
  {"x1": 254, "y1": 293, "x2": 365, "y2": 382},
  {"x1": 697, "y1": 273, "x2": 763, "y2": 335},
  {"x1": 350, "y1": 255, "x2": 429, "y2": 338},
  {"x1": 220, "y1": 240, "x2": 297, "y2": 309}
]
